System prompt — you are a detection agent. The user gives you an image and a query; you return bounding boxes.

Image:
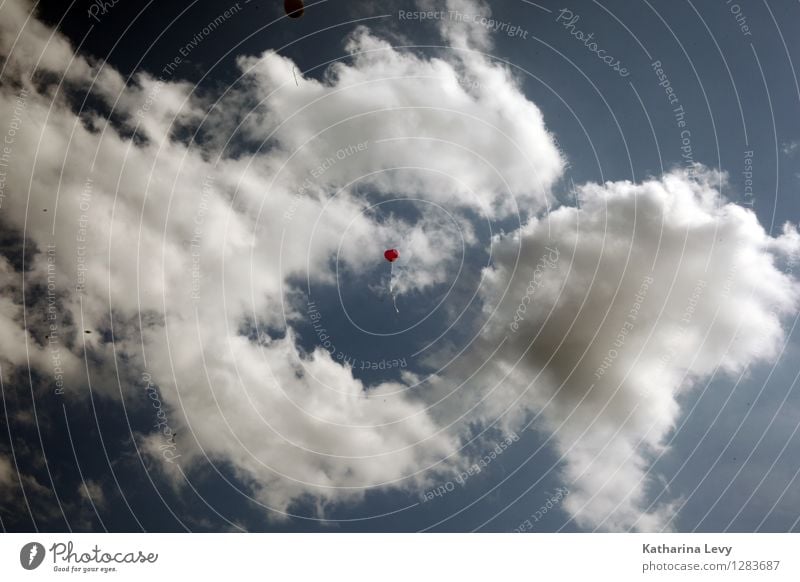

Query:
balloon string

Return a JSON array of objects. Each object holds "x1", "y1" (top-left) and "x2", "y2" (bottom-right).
[{"x1": 389, "y1": 261, "x2": 399, "y2": 314}]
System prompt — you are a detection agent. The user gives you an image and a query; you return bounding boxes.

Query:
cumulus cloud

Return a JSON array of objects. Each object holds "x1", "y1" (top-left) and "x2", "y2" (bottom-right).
[
  {"x1": 226, "y1": 25, "x2": 562, "y2": 218},
  {"x1": 439, "y1": 167, "x2": 800, "y2": 530},
  {"x1": 0, "y1": 0, "x2": 561, "y2": 519},
  {"x1": 1, "y1": 0, "x2": 797, "y2": 532}
]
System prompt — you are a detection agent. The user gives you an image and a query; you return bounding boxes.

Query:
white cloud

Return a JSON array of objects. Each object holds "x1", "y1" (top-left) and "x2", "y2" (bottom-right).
[
  {"x1": 3, "y1": 0, "x2": 552, "y2": 518},
  {"x1": 781, "y1": 141, "x2": 799, "y2": 156},
  {"x1": 228, "y1": 24, "x2": 563, "y2": 220},
  {"x1": 0, "y1": 451, "x2": 49, "y2": 504},
  {"x1": 437, "y1": 167, "x2": 800, "y2": 530},
  {"x1": 1, "y1": 0, "x2": 798, "y2": 532},
  {"x1": 0, "y1": 454, "x2": 14, "y2": 490},
  {"x1": 77, "y1": 479, "x2": 106, "y2": 509}
]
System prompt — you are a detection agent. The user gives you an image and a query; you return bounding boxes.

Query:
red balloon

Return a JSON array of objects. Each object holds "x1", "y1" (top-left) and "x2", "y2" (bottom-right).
[
  {"x1": 284, "y1": 0, "x2": 304, "y2": 18},
  {"x1": 384, "y1": 249, "x2": 399, "y2": 262}
]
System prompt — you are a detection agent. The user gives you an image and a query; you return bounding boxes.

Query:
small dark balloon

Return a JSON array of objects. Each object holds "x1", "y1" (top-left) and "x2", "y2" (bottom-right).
[{"x1": 284, "y1": 0, "x2": 304, "y2": 18}]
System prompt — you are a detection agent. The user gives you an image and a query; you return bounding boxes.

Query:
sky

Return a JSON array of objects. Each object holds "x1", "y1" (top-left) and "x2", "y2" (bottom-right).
[{"x1": 0, "y1": 0, "x2": 799, "y2": 533}]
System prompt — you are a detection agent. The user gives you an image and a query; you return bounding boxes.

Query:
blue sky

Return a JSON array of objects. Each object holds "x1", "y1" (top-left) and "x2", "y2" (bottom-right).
[{"x1": 1, "y1": 0, "x2": 799, "y2": 533}]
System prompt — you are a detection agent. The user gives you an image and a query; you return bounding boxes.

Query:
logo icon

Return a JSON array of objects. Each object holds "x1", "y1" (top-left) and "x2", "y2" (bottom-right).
[{"x1": 20, "y1": 542, "x2": 46, "y2": 570}]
